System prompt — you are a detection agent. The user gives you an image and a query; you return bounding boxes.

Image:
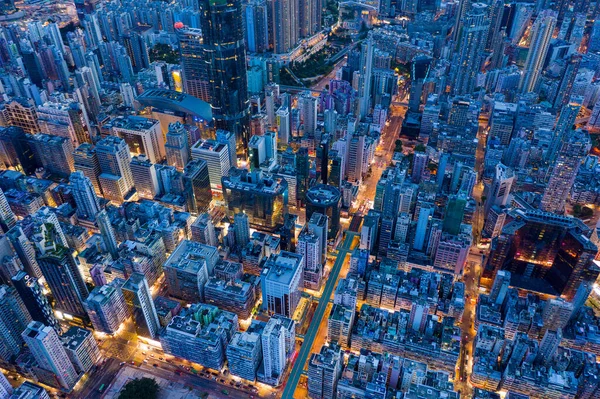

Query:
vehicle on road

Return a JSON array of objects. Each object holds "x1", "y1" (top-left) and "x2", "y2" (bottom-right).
[{"x1": 98, "y1": 384, "x2": 106, "y2": 393}]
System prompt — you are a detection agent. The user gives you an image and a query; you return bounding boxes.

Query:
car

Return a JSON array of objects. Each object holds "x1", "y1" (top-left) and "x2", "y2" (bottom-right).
[
  {"x1": 130, "y1": 361, "x2": 135, "y2": 365},
  {"x1": 220, "y1": 379, "x2": 225, "y2": 383},
  {"x1": 119, "y1": 362, "x2": 125, "y2": 366},
  {"x1": 142, "y1": 352, "x2": 146, "y2": 355},
  {"x1": 230, "y1": 381, "x2": 235, "y2": 386},
  {"x1": 153, "y1": 364, "x2": 158, "y2": 367},
  {"x1": 159, "y1": 357, "x2": 164, "y2": 361},
  {"x1": 143, "y1": 360, "x2": 148, "y2": 363}
]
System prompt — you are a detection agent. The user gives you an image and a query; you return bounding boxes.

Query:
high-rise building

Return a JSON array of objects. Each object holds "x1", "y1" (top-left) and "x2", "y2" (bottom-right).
[
  {"x1": 183, "y1": 158, "x2": 212, "y2": 215},
  {"x1": 486, "y1": 209, "x2": 599, "y2": 301},
  {"x1": 226, "y1": 328, "x2": 263, "y2": 381},
  {"x1": 10, "y1": 381, "x2": 50, "y2": 399},
  {"x1": 270, "y1": 0, "x2": 299, "y2": 54},
  {"x1": 27, "y1": 134, "x2": 75, "y2": 178},
  {"x1": 489, "y1": 270, "x2": 511, "y2": 306},
  {"x1": 73, "y1": 143, "x2": 102, "y2": 196},
  {"x1": 176, "y1": 27, "x2": 211, "y2": 102},
  {"x1": 12, "y1": 272, "x2": 60, "y2": 335},
  {"x1": 0, "y1": 285, "x2": 32, "y2": 362},
  {"x1": 165, "y1": 122, "x2": 190, "y2": 171},
  {"x1": 413, "y1": 203, "x2": 434, "y2": 251},
  {"x1": 536, "y1": 329, "x2": 561, "y2": 365},
  {"x1": 297, "y1": 227, "x2": 322, "y2": 290},
  {"x1": 233, "y1": 212, "x2": 251, "y2": 247},
  {"x1": 96, "y1": 210, "x2": 119, "y2": 260},
  {"x1": 276, "y1": 107, "x2": 290, "y2": 145},
  {"x1": 198, "y1": 0, "x2": 250, "y2": 146},
  {"x1": 191, "y1": 213, "x2": 218, "y2": 247},
  {"x1": 130, "y1": 155, "x2": 159, "y2": 200},
  {"x1": 37, "y1": 239, "x2": 89, "y2": 318},
  {"x1": 122, "y1": 273, "x2": 161, "y2": 339},
  {"x1": 308, "y1": 213, "x2": 328, "y2": 263},
  {"x1": 0, "y1": 372, "x2": 11, "y2": 398},
  {"x1": 244, "y1": 0, "x2": 269, "y2": 53},
  {"x1": 541, "y1": 298, "x2": 573, "y2": 336},
  {"x1": 0, "y1": 126, "x2": 36, "y2": 174},
  {"x1": 160, "y1": 303, "x2": 238, "y2": 370},
  {"x1": 69, "y1": 171, "x2": 100, "y2": 221},
  {"x1": 95, "y1": 136, "x2": 135, "y2": 203},
  {"x1": 222, "y1": 168, "x2": 289, "y2": 232},
  {"x1": 307, "y1": 343, "x2": 343, "y2": 399},
  {"x1": 22, "y1": 322, "x2": 79, "y2": 389},
  {"x1": 164, "y1": 240, "x2": 218, "y2": 301},
  {"x1": 6, "y1": 227, "x2": 41, "y2": 279},
  {"x1": 541, "y1": 129, "x2": 590, "y2": 214},
  {"x1": 453, "y1": 3, "x2": 489, "y2": 95},
  {"x1": 261, "y1": 251, "x2": 303, "y2": 318},
  {"x1": 299, "y1": 0, "x2": 321, "y2": 37},
  {"x1": 107, "y1": 116, "x2": 165, "y2": 163},
  {"x1": 259, "y1": 316, "x2": 288, "y2": 385},
  {"x1": 484, "y1": 163, "x2": 514, "y2": 217},
  {"x1": 61, "y1": 326, "x2": 101, "y2": 374},
  {"x1": 305, "y1": 184, "x2": 341, "y2": 240},
  {"x1": 0, "y1": 187, "x2": 16, "y2": 234},
  {"x1": 84, "y1": 282, "x2": 128, "y2": 334},
  {"x1": 518, "y1": 10, "x2": 557, "y2": 93},
  {"x1": 190, "y1": 139, "x2": 231, "y2": 190}
]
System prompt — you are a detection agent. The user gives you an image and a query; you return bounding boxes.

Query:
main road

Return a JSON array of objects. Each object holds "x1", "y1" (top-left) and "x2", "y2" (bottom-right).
[{"x1": 281, "y1": 231, "x2": 358, "y2": 399}]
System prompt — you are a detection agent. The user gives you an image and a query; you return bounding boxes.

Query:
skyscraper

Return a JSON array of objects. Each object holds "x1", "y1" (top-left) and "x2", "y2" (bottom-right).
[
  {"x1": 84, "y1": 282, "x2": 128, "y2": 334},
  {"x1": 96, "y1": 209, "x2": 119, "y2": 260},
  {"x1": 130, "y1": 155, "x2": 159, "y2": 200},
  {"x1": 260, "y1": 316, "x2": 287, "y2": 385},
  {"x1": 307, "y1": 343, "x2": 343, "y2": 399},
  {"x1": 0, "y1": 187, "x2": 16, "y2": 234},
  {"x1": 95, "y1": 136, "x2": 135, "y2": 203},
  {"x1": 233, "y1": 212, "x2": 251, "y2": 247},
  {"x1": 453, "y1": 3, "x2": 489, "y2": 95},
  {"x1": 191, "y1": 213, "x2": 218, "y2": 247},
  {"x1": 12, "y1": 271, "x2": 61, "y2": 335},
  {"x1": 121, "y1": 273, "x2": 161, "y2": 339},
  {"x1": 73, "y1": 143, "x2": 102, "y2": 196},
  {"x1": 165, "y1": 122, "x2": 190, "y2": 172},
  {"x1": 177, "y1": 27, "x2": 212, "y2": 102},
  {"x1": 541, "y1": 129, "x2": 590, "y2": 213},
  {"x1": 270, "y1": 0, "x2": 299, "y2": 54},
  {"x1": 198, "y1": 0, "x2": 250, "y2": 146},
  {"x1": 489, "y1": 270, "x2": 511, "y2": 306},
  {"x1": 36, "y1": 237, "x2": 89, "y2": 318},
  {"x1": 0, "y1": 285, "x2": 32, "y2": 362},
  {"x1": 182, "y1": 158, "x2": 212, "y2": 215},
  {"x1": 21, "y1": 321, "x2": 79, "y2": 390},
  {"x1": 69, "y1": 171, "x2": 100, "y2": 221},
  {"x1": 244, "y1": 0, "x2": 269, "y2": 53},
  {"x1": 518, "y1": 10, "x2": 557, "y2": 93},
  {"x1": 484, "y1": 163, "x2": 515, "y2": 216},
  {"x1": 261, "y1": 251, "x2": 303, "y2": 317}
]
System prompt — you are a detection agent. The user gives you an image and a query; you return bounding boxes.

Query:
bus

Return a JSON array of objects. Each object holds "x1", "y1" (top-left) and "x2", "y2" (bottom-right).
[{"x1": 98, "y1": 384, "x2": 106, "y2": 393}]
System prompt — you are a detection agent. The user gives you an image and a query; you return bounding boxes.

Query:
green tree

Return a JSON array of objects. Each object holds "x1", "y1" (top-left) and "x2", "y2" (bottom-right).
[
  {"x1": 119, "y1": 378, "x2": 160, "y2": 399},
  {"x1": 414, "y1": 143, "x2": 426, "y2": 153},
  {"x1": 394, "y1": 139, "x2": 403, "y2": 152}
]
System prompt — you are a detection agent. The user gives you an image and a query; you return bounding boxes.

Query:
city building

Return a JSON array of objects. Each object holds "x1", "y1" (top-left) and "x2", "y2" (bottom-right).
[
  {"x1": 164, "y1": 240, "x2": 218, "y2": 302},
  {"x1": 21, "y1": 322, "x2": 79, "y2": 390},
  {"x1": 121, "y1": 273, "x2": 161, "y2": 339},
  {"x1": 69, "y1": 171, "x2": 100, "y2": 221},
  {"x1": 165, "y1": 122, "x2": 190, "y2": 171},
  {"x1": 190, "y1": 139, "x2": 231, "y2": 190},
  {"x1": 261, "y1": 251, "x2": 303, "y2": 317},
  {"x1": 95, "y1": 136, "x2": 135, "y2": 203},
  {"x1": 61, "y1": 326, "x2": 100, "y2": 374},
  {"x1": 305, "y1": 184, "x2": 341, "y2": 240},
  {"x1": 84, "y1": 282, "x2": 128, "y2": 334},
  {"x1": 222, "y1": 168, "x2": 289, "y2": 232},
  {"x1": 106, "y1": 116, "x2": 165, "y2": 163},
  {"x1": 308, "y1": 343, "x2": 343, "y2": 399},
  {"x1": 0, "y1": 285, "x2": 32, "y2": 362},
  {"x1": 11, "y1": 272, "x2": 60, "y2": 335},
  {"x1": 160, "y1": 303, "x2": 238, "y2": 370}
]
